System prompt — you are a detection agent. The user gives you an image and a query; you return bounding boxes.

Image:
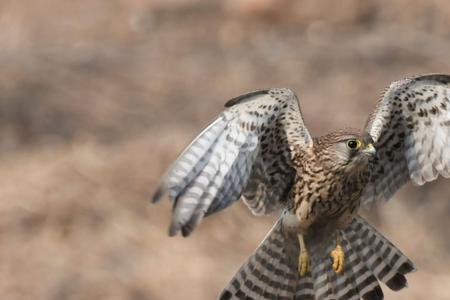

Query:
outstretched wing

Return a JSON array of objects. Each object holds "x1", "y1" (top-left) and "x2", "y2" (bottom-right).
[
  {"x1": 362, "y1": 74, "x2": 450, "y2": 205},
  {"x1": 152, "y1": 88, "x2": 313, "y2": 236}
]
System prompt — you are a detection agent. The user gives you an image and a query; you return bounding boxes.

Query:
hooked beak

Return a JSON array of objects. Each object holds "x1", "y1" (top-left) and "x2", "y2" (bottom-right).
[{"x1": 362, "y1": 143, "x2": 376, "y2": 156}]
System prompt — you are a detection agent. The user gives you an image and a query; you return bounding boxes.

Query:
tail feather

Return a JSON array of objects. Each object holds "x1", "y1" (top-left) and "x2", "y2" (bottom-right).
[
  {"x1": 341, "y1": 230, "x2": 383, "y2": 300},
  {"x1": 219, "y1": 219, "x2": 309, "y2": 300},
  {"x1": 294, "y1": 276, "x2": 314, "y2": 299},
  {"x1": 310, "y1": 261, "x2": 329, "y2": 300},
  {"x1": 333, "y1": 236, "x2": 360, "y2": 300},
  {"x1": 355, "y1": 218, "x2": 415, "y2": 274},
  {"x1": 219, "y1": 216, "x2": 414, "y2": 300},
  {"x1": 349, "y1": 218, "x2": 415, "y2": 291}
]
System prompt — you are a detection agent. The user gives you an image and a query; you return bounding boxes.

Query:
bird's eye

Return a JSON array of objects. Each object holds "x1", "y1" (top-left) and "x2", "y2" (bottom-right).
[{"x1": 346, "y1": 139, "x2": 361, "y2": 150}]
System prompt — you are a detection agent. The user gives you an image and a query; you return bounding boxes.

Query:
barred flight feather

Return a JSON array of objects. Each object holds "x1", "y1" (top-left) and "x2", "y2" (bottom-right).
[
  {"x1": 363, "y1": 74, "x2": 450, "y2": 205},
  {"x1": 220, "y1": 216, "x2": 413, "y2": 300},
  {"x1": 153, "y1": 88, "x2": 313, "y2": 236},
  {"x1": 150, "y1": 76, "x2": 436, "y2": 299}
]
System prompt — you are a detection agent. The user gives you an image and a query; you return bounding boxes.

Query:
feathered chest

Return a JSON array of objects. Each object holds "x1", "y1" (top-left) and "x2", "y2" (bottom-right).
[{"x1": 291, "y1": 160, "x2": 372, "y2": 219}]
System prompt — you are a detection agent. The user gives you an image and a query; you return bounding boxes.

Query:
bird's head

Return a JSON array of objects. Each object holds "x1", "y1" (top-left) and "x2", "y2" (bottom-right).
[{"x1": 315, "y1": 129, "x2": 377, "y2": 174}]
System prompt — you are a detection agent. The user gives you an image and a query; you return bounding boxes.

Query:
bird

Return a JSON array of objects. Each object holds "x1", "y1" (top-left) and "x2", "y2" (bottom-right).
[{"x1": 152, "y1": 74, "x2": 450, "y2": 300}]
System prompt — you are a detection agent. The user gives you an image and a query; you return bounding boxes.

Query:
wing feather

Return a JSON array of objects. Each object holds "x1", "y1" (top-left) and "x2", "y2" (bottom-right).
[
  {"x1": 362, "y1": 74, "x2": 450, "y2": 205},
  {"x1": 155, "y1": 114, "x2": 230, "y2": 202},
  {"x1": 153, "y1": 88, "x2": 312, "y2": 236}
]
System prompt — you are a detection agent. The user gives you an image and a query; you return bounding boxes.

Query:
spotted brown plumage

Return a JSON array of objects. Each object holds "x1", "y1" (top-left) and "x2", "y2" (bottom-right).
[
  {"x1": 153, "y1": 88, "x2": 312, "y2": 236},
  {"x1": 152, "y1": 74, "x2": 450, "y2": 299},
  {"x1": 362, "y1": 74, "x2": 450, "y2": 204}
]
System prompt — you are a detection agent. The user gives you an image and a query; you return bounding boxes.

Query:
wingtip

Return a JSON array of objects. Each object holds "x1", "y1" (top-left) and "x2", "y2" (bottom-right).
[{"x1": 151, "y1": 186, "x2": 166, "y2": 203}]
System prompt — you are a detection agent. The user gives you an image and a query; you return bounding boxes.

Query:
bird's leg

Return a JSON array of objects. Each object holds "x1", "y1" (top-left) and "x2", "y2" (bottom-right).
[
  {"x1": 297, "y1": 234, "x2": 310, "y2": 276},
  {"x1": 330, "y1": 231, "x2": 345, "y2": 274}
]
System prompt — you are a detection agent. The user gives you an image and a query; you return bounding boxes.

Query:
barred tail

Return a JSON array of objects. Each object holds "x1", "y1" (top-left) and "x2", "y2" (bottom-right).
[
  {"x1": 219, "y1": 219, "x2": 314, "y2": 299},
  {"x1": 218, "y1": 216, "x2": 415, "y2": 300}
]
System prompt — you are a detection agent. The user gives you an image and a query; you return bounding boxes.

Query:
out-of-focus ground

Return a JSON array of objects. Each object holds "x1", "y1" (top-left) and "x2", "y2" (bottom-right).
[{"x1": 0, "y1": 1, "x2": 450, "y2": 299}]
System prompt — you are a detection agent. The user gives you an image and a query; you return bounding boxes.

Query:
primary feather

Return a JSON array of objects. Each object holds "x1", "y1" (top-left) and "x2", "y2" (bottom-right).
[
  {"x1": 153, "y1": 88, "x2": 313, "y2": 236},
  {"x1": 153, "y1": 74, "x2": 449, "y2": 299},
  {"x1": 362, "y1": 74, "x2": 450, "y2": 205}
]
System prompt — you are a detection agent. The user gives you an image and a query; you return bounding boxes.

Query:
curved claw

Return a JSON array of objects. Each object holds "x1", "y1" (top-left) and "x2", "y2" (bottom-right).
[{"x1": 330, "y1": 245, "x2": 345, "y2": 274}]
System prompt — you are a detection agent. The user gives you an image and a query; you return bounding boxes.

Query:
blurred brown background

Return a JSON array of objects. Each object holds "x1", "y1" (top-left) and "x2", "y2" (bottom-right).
[{"x1": 1, "y1": 0, "x2": 450, "y2": 299}]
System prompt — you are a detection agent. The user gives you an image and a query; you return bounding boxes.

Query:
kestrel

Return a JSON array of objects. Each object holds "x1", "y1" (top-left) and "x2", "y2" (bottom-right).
[{"x1": 152, "y1": 74, "x2": 450, "y2": 300}]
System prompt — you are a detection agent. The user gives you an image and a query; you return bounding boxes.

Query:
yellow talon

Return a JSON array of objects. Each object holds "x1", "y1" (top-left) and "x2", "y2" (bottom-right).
[
  {"x1": 298, "y1": 250, "x2": 310, "y2": 276},
  {"x1": 330, "y1": 244, "x2": 345, "y2": 274},
  {"x1": 297, "y1": 234, "x2": 310, "y2": 276}
]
